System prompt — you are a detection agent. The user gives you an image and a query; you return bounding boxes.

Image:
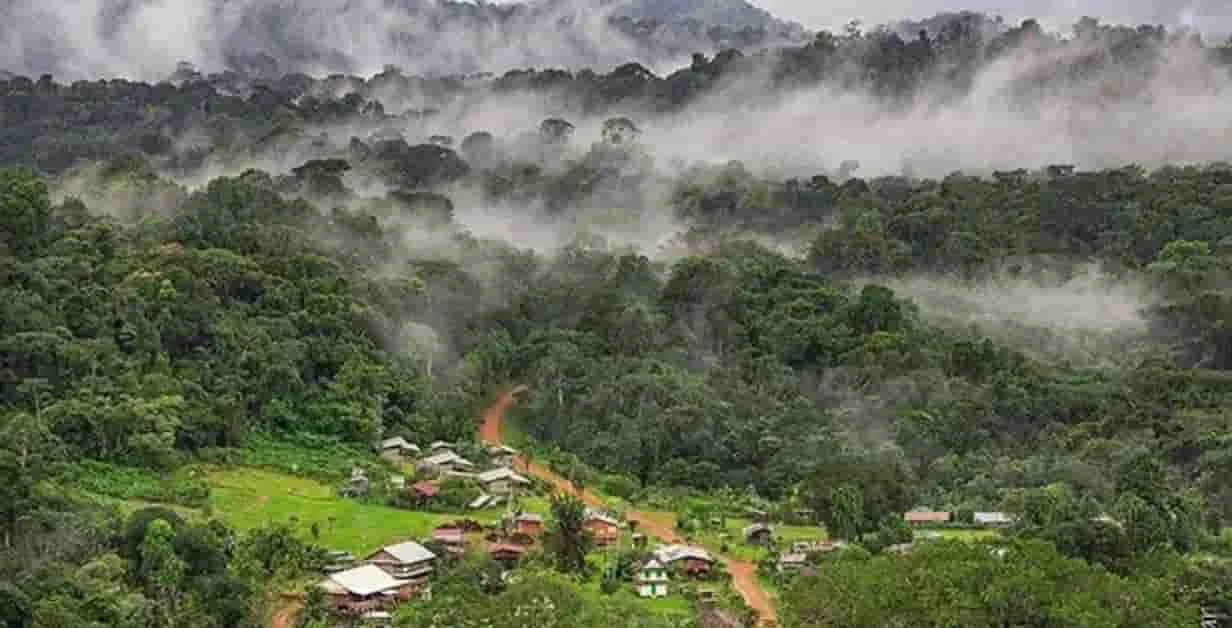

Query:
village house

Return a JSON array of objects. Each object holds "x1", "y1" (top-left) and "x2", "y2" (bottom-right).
[
  {"x1": 777, "y1": 552, "x2": 809, "y2": 572},
  {"x1": 510, "y1": 513, "x2": 544, "y2": 537},
  {"x1": 475, "y1": 467, "x2": 532, "y2": 495},
  {"x1": 323, "y1": 550, "x2": 355, "y2": 574},
  {"x1": 636, "y1": 559, "x2": 669, "y2": 598},
  {"x1": 904, "y1": 511, "x2": 952, "y2": 526},
  {"x1": 583, "y1": 509, "x2": 623, "y2": 546},
  {"x1": 973, "y1": 511, "x2": 1015, "y2": 527},
  {"x1": 430, "y1": 527, "x2": 465, "y2": 554},
  {"x1": 376, "y1": 437, "x2": 420, "y2": 463},
  {"x1": 365, "y1": 541, "x2": 437, "y2": 580},
  {"x1": 342, "y1": 467, "x2": 369, "y2": 498},
  {"x1": 317, "y1": 564, "x2": 422, "y2": 614},
  {"x1": 653, "y1": 545, "x2": 715, "y2": 576},
  {"x1": 488, "y1": 543, "x2": 527, "y2": 566},
  {"x1": 885, "y1": 542, "x2": 914, "y2": 555},
  {"x1": 410, "y1": 481, "x2": 438, "y2": 504},
  {"x1": 791, "y1": 540, "x2": 839, "y2": 554},
  {"x1": 428, "y1": 441, "x2": 456, "y2": 454},
  {"x1": 417, "y1": 451, "x2": 476, "y2": 477},
  {"x1": 468, "y1": 493, "x2": 498, "y2": 509},
  {"x1": 743, "y1": 522, "x2": 773, "y2": 546},
  {"x1": 486, "y1": 444, "x2": 518, "y2": 467}
]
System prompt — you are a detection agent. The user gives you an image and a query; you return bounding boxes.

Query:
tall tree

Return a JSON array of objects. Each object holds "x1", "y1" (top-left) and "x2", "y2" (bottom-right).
[{"x1": 545, "y1": 493, "x2": 593, "y2": 574}]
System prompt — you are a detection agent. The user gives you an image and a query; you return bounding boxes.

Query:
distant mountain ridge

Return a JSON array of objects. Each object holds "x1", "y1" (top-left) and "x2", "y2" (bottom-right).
[{"x1": 0, "y1": 0, "x2": 810, "y2": 81}]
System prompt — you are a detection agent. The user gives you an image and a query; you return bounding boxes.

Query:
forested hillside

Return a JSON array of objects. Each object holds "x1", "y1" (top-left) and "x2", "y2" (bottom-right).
[{"x1": 1, "y1": 9, "x2": 1232, "y2": 628}]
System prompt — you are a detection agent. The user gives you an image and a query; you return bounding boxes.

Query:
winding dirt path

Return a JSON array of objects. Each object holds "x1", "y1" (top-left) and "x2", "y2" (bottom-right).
[{"x1": 479, "y1": 387, "x2": 778, "y2": 627}]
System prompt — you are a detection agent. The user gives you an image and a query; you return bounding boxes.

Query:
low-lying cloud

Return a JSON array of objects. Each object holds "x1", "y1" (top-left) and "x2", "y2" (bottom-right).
[
  {"x1": 760, "y1": 0, "x2": 1232, "y2": 38},
  {"x1": 876, "y1": 265, "x2": 1157, "y2": 362}
]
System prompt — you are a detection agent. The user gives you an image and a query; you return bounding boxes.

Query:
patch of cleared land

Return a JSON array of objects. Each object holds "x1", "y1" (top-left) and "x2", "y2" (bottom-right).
[{"x1": 207, "y1": 468, "x2": 496, "y2": 554}]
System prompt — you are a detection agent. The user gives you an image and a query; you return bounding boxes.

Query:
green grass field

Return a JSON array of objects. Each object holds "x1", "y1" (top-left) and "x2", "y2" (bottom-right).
[
  {"x1": 916, "y1": 528, "x2": 1002, "y2": 541},
  {"x1": 207, "y1": 468, "x2": 496, "y2": 555},
  {"x1": 576, "y1": 578, "x2": 695, "y2": 618}
]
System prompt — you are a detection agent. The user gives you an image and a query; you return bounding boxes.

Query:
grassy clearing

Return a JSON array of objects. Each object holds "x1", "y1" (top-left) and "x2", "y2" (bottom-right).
[
  {"x1": 576, "y1": 578, "x2": 695, "y2": 617},
  {"x1": 207, "y1": 467, "x2": 496, "y2": 555},
  {"x1": 683, "y1": 517, "x2": 828, "y2": 562},
  {"x1": 917, "y1": 528, "x2": 1002, "y2": 541}
]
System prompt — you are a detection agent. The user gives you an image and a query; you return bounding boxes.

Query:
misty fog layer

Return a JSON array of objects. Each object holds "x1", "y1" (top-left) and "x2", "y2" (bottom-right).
[
  {"x1": 0, "y1": 0, "x2": 804, "y2": 81},
  {"x1": 760, "y1": 0, "x2": 1232, "y2": 38},
  {"x1": 876, "y1": 267, "x2": 1156, "y2": 362},
  {"x1": 313, "y1": 40, "x2": 1232, "y2": 180},
  {"x1": 639, "y1": 30, "x2": 1232, "y2": 177}
]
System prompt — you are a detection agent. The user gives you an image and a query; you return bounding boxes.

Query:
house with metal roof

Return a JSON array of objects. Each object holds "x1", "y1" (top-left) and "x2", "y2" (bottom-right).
[
  {"x1": 973, "y1": 511, "x2": 1015, "y2": 526},
  {"x1": 417, "y1": 451, "x2": 476, "y2": 476},
  {"x1": 653, "y1": 545, "x2": 715, "y2": 575},
  {"x1": 904, "y1": 510, "x2": 952, "y2": 526},
  {"x1": 365, "y1": 541, "x2": 437, "y2": 580},
  {"x1": 486, "y1": 444, "x2": 518, "y2": 467},
  {"x1": 376, "y1": 437, "x2": 420, "y2": 462},
  {"x1": 742, "y1": 522, "x2": 773, "y2": 545},
  {"x1": 583, "y1": 509, "x2": 623, "y2": 545},
  {"x1": 475, "y1": 467, "x2": 531, "y2": 495},
  {"x1": 317, "y1": 564, "x2": 421, "y2": 614},
  {"x1": 636, "y1": 559, "x2": 669, "y2": 597}
]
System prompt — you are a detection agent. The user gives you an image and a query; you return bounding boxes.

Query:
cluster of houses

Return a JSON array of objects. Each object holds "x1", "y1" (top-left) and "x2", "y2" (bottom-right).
[
  {"x1": 367, "y1": 438, "x2": 532, "y2": 507},
  {"x1": 902, "y1": 510, "x2": 1017, "y2": 527},
  {"x1": 317, "y1": 540, "x2": 439, "y2": 622},
  {"x1": 759, "y1": 509, "x2": 1018, "y2": 574},
  {"x1": 317, "y1": 515, "x2": 542, "y2": 622},
  {"x1": 318, "y1": 503, "x2": 724, "y2": 624}
]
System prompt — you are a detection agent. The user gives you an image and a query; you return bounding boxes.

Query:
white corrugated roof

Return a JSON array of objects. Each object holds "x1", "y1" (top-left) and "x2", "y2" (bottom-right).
[
  {"x1": 654, "y1": 544, "x2": 713, "y2": 563},
  {"x1": 327, "y1": 565, "x2": 404, "y2": 596},
  {"x1": 743, "y1": 523, "x2": 772, "y2": 536},
  {"x1": 382, "y1": 540, "x2": 437, "y2": 564},
  {"x1": 421, "y1": 451, "x2": 474, "y2": 467},
  {"x1": 379, "y1": 437, "x2": 419, "y2": 451},
  {"x1": 584, "y1": 509, "x2": 620, "y2": 526},
  {"x1": 974, "y1": 512, "x2": 1014, "y2": 523},
  {"x1": 477, "y1": 468, "x2": 530, "y2": 484}
]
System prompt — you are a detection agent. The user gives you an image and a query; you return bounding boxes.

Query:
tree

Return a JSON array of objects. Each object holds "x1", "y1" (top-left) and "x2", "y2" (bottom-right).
[
  {"x1": 0, "y1": 168, "x2": 54, "y2": 259},
  {"x1": 802, "y1": 451, "x2": 916, "y2": 539},
  {"x1": 1148, "y1": 240, "x2": 1219, "y2": 292},
  {"x1": 600, "y1": 117, "x2": 641, "y2": 145},
  {"x1": 825, "y1": 484, "x2": 865, "y2": 540},
  {"x1": 298, "y1": 585, "x2": 333, "y2": 628},
  {"x1": 545, "y1": 493, "x2": 593, "y2": 574},
  {"x1": 138, "y1": 519, "x2": 186, "y2": 627},
  {"x1": 782, "y1": 540, "x2": 1197, "y2": 627},
  {"x1": 539, "y1": 118, "x2": 575, "y2": 144}
]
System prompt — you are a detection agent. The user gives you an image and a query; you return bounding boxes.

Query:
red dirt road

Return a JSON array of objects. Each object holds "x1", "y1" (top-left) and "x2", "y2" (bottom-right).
[{"x1": 479, "y1": 387, "x2": 778, "y2": 627}]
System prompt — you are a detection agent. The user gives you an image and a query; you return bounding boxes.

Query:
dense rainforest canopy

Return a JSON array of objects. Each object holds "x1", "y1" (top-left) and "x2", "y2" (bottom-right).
[{"x1": 1, "y1": 9, "x2": 1232, "y2": 628}]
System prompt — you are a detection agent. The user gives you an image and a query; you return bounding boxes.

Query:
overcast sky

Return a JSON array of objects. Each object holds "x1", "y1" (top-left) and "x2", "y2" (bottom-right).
[{"x1": 754, "y1": 0, "x2": 1232, "y2": 36}]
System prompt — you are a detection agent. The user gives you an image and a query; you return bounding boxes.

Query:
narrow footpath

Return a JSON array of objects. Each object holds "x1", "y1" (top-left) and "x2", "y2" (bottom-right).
[{"x1": 479, "y1": 387, "x2": 778, "y2": 627}]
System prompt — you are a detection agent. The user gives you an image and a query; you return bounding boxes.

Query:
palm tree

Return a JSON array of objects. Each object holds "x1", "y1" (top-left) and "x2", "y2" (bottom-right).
[{"x1": 545, "y1": 493, "x2": 593, "y2": 574}]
